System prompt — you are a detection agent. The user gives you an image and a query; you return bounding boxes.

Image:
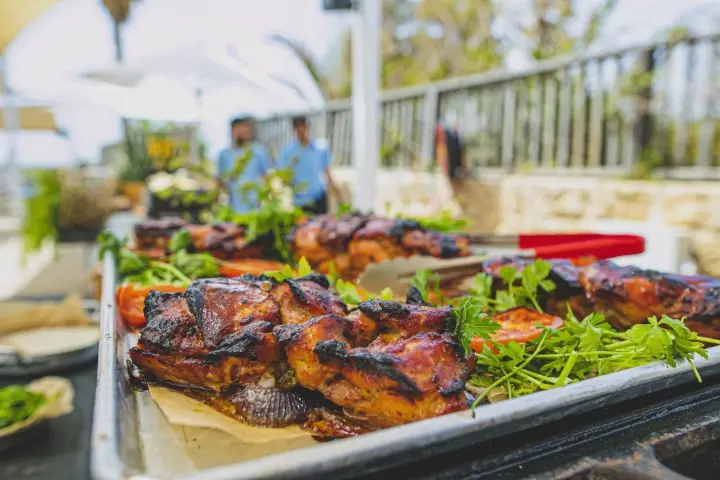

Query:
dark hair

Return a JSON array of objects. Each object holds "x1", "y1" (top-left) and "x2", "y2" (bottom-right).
[
  {"x1": 291, "y1": 116, "x2": 308, "y2": 129},
  {"x1": 230, "y1": 116, "x2": 254, "y2": 128}
]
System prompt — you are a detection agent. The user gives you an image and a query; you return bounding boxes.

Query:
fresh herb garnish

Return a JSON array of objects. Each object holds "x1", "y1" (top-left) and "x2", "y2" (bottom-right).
[
  {"x1": 0, "y1": 386, "x2": 47, "y2": 429},
  {"x1": 399, "y1": 210, "x2": 470, "y2": 233}
]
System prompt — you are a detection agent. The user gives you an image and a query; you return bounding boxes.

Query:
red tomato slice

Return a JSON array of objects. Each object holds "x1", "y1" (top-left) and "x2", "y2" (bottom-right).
[
  {"x1": 218, "y1": 259, "x2": 285, "y2": 277},
  {"x1": 116, "y1": 283, "x2": 186, "y2": 329},
  {"x1": 471, "y1": 307, "x2": 564, "y2": 353}
]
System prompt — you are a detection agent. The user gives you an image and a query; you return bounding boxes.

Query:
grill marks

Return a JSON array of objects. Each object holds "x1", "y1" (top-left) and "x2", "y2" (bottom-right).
[{"x1": 131, "y1": 274, "x2": 473, "y2": 434}]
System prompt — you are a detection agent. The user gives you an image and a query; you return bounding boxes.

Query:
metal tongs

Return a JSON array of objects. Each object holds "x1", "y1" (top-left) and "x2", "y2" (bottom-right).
[{"x1": 358, "y1": 232, "x2": 646, "y2": 294}]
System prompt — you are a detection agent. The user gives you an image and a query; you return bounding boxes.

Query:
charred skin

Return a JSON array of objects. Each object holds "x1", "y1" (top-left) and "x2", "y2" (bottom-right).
[
  {"x1": 128, "y1": 347, "x2": 280, "y2": 393},
  {"x1": 130, "y1": 287, "x2": 286, "y2": 392},
  {"x1": 290, "y1": 214, "x2": 471, "y2": 279},
  {"x1": 275, "y1": 315, "x2": 473, "y2": 428},
  {"x1": 133, "y1": 273, "x2": 474, "y2": 434},
  {"x1": 271, "y1": 275, "x2": 347, "y2": 325},
  {"x1": 580, "y1": 261, "x2": 720, "y2": 336},
  {"x1": 134, "y1": 217, "x2": 188, "y2": 255},
  {"x1": 132, "y1": 218, "x2": 266, "y2": 260}
]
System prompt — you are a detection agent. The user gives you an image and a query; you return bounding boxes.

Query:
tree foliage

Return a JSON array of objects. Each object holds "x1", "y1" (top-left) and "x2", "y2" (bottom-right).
[{"x1": 272, "y1": 0, "x2": 619, "y2": 100}]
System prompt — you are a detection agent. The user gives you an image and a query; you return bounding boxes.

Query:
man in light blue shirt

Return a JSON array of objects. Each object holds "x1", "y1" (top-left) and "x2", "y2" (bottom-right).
[
  {"x1": 276, "y1": 116, "x2": 337, "y2": 215},
  {"x1": 216, "y1": 116, "x2": 270, "y2": 212}
]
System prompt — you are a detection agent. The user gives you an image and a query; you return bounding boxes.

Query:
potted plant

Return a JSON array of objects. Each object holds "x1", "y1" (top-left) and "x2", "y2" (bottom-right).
[{"x1": 21, "y1": 169, "x2": 116, "y2": 253}]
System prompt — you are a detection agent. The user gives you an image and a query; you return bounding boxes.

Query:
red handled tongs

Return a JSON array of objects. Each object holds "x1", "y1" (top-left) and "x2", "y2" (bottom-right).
[{"x1": 358, "y1": 232, "x2": 645, "y2": 294}]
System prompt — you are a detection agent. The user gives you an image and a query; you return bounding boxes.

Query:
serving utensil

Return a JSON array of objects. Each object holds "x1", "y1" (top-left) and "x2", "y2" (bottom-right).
[{"x1": 358, "y1": 233, "x2": 645, "y2": 294}]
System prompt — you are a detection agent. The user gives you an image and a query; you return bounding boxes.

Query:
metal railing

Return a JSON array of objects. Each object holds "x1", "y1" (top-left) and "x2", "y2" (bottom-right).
[{"x1": 258, "y1": 31, "x2": 720, "y2": 178}]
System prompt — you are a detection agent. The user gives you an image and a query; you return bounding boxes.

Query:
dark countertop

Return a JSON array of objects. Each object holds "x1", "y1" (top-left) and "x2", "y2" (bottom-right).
[{"x1": 0, "y1": 362, "x2": 96, "y2": 480}]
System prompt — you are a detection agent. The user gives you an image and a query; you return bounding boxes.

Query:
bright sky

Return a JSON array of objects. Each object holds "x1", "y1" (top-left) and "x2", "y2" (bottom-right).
[{"x1": 1, "y1": 0, "x2": 717, "y2": 166}]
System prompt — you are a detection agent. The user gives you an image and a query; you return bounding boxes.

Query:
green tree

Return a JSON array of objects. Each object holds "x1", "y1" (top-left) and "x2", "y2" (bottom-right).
[{"x1": 503, "y1": 0, "x2": 619, "y2": 61}]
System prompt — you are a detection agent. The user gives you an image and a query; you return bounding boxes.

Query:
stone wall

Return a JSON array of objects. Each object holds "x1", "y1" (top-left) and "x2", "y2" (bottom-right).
[{"x1": 333, "y1": 168, "x2": 720, "y2": 276}]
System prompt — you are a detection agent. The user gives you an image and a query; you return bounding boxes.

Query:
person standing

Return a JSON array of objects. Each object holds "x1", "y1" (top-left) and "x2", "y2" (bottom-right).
[
  {"x1": 435, "y1": 118, "x2": 467, "y2": 197},
  {"x1": 216, "y1": 116, "x2": 271, "y2": 212},
  {"x1": 277, "y1": 115, "x2": 338, "y2": 215}
]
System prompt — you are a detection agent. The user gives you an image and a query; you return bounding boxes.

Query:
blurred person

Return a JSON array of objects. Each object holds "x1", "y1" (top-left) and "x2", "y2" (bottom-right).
[
  {"x1": 435, "y1": 112, "x2": 467, "y2": 198},
  {"x1": 216, "y1": 116, "x2": 271, "y2": 212},
  {"x1": 277, "y1": 115, "x2": 338, "y2": 215}
]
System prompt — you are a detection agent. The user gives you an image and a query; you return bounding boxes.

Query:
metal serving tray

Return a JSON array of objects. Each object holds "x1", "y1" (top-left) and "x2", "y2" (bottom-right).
[
  {"x1": 0, "y1": 297, "x2": 100, "y2": 377},
  {"x1": 91, "y1": 253, "x2": 720, "y2": 480}
]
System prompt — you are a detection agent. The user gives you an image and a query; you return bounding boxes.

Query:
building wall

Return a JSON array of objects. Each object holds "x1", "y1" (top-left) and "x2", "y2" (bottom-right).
[{"x1": 332, "y1": 168, "x2": 720, "y2": 276}]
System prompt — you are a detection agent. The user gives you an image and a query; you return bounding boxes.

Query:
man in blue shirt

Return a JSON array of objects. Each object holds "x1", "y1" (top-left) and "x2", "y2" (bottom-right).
[
  {"x1": 276, "y1": 116, "x2": 337, "y2": 215},
  {"x1": 216, "y1": 116, "x2": 270, "y2": 212}
]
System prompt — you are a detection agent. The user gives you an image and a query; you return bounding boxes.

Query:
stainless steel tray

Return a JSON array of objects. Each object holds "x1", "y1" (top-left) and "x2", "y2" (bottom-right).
[{"x1": 91, "y1": 253, "x2": 720, "y2": 480}]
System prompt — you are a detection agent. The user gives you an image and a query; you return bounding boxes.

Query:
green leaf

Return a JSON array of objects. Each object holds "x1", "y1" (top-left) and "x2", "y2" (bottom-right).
[
  {"x1": 411, "y1": 269, "x2": 432, "y2": 302},
  {"x1": 468, "y1": 273, "x2": 493, "y2": 298},
  {"x1": 168, "y1": 230, "x2": 193, "y2": 253},
  {"x1": 335, "y1": 279, "x2": 363, "y2": 305},
  {"x1": 297, "y1": 257, "x2": 313, "y2": 276},
  {"x1": 498, "y1": 265, "x2": 518, "y2": 286},
  {"x1": 380, "y1": 287, "x2": 394, "y2": 300}
]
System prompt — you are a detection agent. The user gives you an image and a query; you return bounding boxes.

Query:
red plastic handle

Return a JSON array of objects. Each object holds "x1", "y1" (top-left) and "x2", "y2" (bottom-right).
[
  {"x1": 532, "y1": 236, "x2": 646, "y2": 260},
  {"x1": 517, "y1": 233, "x2": 641, "y2": 249}
]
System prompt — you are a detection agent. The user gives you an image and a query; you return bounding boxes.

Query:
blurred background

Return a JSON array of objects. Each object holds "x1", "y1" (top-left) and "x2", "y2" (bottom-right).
[{"x1": 1, "y1": 0, "x2": 719, "y2": 299}]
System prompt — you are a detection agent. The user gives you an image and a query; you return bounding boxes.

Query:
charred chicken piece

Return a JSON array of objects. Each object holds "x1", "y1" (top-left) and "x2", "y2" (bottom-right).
[
  {"x1": 270, "y1": 274, "x2": 347, "y2": 325},
  {"x1": 133, "y1": 217, "x2": 188, "y2": 256},
  {"x1": 132, "y1": 273, "x2": 473, "y2": 435},
  {"x1": 185, "y1": 223, "x2": 266, "y2": 260},
  {"x1": 580, "y1": 261, "x2": 720, "y2": 337},
  {"x1": 132, "y1": 218, "x2": 266, "y2": 260},
  {"x1": 274, "y1": 314, "x2": 473, "y2": 428},
  {"x1": 346, "y1": 299, "x2": 454, "y2": 345},
  {"x1": 129, "y1": 288, "x2": 287, "y2": 392},
  {"x1": 130, "y1": 274, "x2": 347, "y2": 395},
  {"x1": 291, "y1": 214, "x2": 471, "y2": 279}
]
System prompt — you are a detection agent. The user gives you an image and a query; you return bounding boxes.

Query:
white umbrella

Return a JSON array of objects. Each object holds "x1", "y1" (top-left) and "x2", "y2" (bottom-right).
[{"x1": 82, "y1": 43, "x2": 305, "y2": 161}]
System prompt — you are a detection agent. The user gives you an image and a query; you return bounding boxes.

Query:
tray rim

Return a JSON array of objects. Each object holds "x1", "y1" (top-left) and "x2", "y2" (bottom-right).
[{"x1": 90, "y1": 253, "x2": 720, "y2": 480}]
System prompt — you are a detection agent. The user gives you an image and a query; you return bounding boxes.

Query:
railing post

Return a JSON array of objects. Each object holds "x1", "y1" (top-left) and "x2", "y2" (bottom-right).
[{"x1": 420, "y1": 86, "x2": 439, "y2": 169}]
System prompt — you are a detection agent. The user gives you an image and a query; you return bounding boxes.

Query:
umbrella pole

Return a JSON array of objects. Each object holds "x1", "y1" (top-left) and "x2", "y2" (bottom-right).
[
  {"x1": 0, "y1": 56, "x2": 22, "y2": 219},
  {"x1": 351, "y1": 0, "x2": 381, "y2": 213}
]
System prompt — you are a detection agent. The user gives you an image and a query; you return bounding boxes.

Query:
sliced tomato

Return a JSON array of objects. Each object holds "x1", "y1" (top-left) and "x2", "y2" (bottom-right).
[
  {"x1": 116, "y1": 283, "x2": 186, "y2": 329},
  {"x1": 218, "y1": 259, "x2": 285, "y2": 277},
  {"x1": 471, "y1": 307, "x2": 564, "y2": 353}
]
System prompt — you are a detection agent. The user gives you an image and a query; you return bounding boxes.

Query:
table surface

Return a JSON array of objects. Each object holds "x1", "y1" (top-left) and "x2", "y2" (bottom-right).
[{"x1": 0, "y1": 360, "x2": 96, "y2": 480}]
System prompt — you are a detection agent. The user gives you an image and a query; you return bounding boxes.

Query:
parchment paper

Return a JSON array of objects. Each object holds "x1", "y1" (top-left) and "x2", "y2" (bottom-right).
[
  {"x1": 137, "y1": 386, "x2": 317, "y2": 476},
  {"x1": 0, "y1": 295, "x2": 91, "y2": 336}
]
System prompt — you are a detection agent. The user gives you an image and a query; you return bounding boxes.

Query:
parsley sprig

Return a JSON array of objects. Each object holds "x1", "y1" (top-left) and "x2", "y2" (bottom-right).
[
  {"x1": 97, "y1": 231, "x2": 219, "y2": 287},
  {"x1": 442, "y1": 259, "x2": 720, "y2": 412}
]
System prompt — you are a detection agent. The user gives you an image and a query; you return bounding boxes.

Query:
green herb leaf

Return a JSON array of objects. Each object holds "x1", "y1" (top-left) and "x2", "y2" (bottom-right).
[
  {"x1": 335, "y1": 279, "x2": 364, "y2": 306},
  {"x1": 380, "y1": 287, "x2": 394, "y2": 300},
  {"x1": 168, "y1": 230, "x2": 193, "y2": 253},
  {"x1": 0, "y1": 386, "x2": 47, "y2": 430},
  {"x1": 411, "y1": 269, "x2": 432, "y2": 303},
  {"x1": 297, "y1": 257, "x2": 312, "y2": 277}
]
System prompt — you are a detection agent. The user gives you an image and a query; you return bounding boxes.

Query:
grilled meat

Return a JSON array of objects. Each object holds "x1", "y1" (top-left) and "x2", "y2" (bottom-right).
[
  {"x1": 274, "y1": 315, "x2": 472, "y2": 428},
  {"x1": 131, "y1": 273, "x2": 473, "y2": 434},
  {"x1": 480, "y1": 256, "x2": 720, "y2": 338},
  {"x1": 580, "y1": 261, "x2": 720, "y2": 336},
  {"x1": 132, "y1": 218, "x2": 266, "y2": 260},
  {"x1": 290, "y1": 214, "x2": 471, "y2": 279},
  {"x1": 134, "y1": 217, "x2": 188, "y2": 256}
]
